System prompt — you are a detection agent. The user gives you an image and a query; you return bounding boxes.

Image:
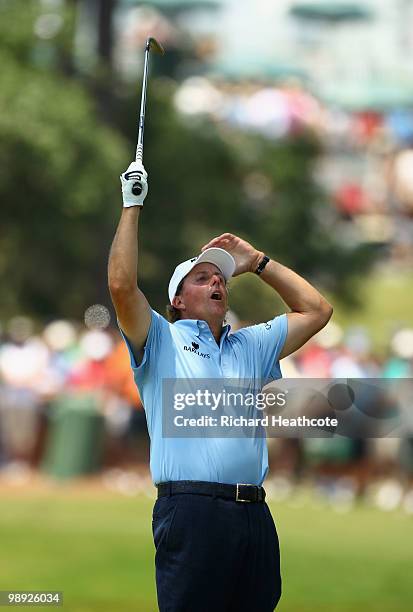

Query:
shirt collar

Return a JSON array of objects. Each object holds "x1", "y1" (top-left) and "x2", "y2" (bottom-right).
[{"x1": 174, "y1": 318, "x2": 231, "y2": 340}]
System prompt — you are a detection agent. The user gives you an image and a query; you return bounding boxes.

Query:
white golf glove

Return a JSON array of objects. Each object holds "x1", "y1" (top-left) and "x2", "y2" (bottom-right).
[{"x1": 120, "y1": 161, "x2": 148, "y2": 207}]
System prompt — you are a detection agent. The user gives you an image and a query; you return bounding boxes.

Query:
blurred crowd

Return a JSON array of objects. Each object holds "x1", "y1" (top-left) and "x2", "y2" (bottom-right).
[
  {"x1": 0, "y1": 313, "x2": 413, "y2": 510},
  {"x1": 173, "y1": 76, "x2": 413, "y2": 263}
]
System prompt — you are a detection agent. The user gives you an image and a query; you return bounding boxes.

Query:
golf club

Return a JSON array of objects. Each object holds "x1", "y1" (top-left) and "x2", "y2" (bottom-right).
[{"x1": 132, "y1": 36, "x2": 164, "y2": 196}]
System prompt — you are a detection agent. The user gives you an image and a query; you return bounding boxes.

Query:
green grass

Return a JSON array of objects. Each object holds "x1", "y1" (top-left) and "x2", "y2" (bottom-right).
[
  {"x1": 331, "y1": 269, "x2": 413, "y2": 352},
  {"x1": 0, "y1": 490, "x2": 412, "y2": 611}
]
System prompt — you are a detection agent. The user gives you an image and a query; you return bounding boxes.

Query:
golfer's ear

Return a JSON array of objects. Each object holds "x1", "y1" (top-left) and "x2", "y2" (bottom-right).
[{"x1": 172, "y1": 295, "x2": 185, "y2": 311}]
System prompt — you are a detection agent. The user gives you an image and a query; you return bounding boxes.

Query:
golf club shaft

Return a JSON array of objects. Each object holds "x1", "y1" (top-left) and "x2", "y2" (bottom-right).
[{"x1": 135, "y1": 44, "x2": 151, "y2": 163}]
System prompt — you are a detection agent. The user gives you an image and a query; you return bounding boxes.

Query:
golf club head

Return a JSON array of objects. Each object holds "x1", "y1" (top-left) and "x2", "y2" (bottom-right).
[{"x1": 146, "y1": 37, "x2": 165, "y2": 55}]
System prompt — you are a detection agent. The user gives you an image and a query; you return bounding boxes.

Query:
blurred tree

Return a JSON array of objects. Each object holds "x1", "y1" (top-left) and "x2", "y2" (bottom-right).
[
  {"x1": 0, "y1": 0, "x2": 128, "y2": 320},
  {"x1": 0, "y1": 0, "x2": 244, "y2": 321},
  {"x1": 0, "y1": 56, "x2": 128, "y2": 319}
]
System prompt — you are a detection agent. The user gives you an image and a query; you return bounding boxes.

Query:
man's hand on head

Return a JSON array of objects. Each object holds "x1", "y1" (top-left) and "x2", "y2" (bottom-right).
[{"x1": 201, "y1": 233, "x2": 263, "y2": 276}]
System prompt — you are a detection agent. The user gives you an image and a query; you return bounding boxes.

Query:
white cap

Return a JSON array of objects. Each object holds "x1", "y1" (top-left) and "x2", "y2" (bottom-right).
[{"x1": 168, "y1": 248, "x2": 236, "y2": 303}]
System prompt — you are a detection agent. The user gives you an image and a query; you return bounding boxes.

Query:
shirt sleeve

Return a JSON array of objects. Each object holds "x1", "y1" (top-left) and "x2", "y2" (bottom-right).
[
  {"x1": 241, "y1": 313, "x2": 288, "y2": 383},
  {"x1": 118, "y1": 309, "x2": 168, "y2": 387}
]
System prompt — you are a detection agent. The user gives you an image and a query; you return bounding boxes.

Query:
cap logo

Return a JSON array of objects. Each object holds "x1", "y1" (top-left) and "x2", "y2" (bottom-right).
[{"x1": 190, "y1": 257, "x2": 197, "y2": 262}]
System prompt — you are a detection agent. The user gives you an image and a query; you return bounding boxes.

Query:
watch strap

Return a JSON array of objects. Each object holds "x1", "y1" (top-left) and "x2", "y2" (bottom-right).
[{"x1": 255, "y1": 255, "x2": 270, "y2": 275}]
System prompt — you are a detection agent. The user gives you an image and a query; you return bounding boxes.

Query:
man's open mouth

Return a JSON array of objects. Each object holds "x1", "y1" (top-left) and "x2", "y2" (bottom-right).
[{"x1": 210, "y1": 291, "x2": 222, "y2": 301}]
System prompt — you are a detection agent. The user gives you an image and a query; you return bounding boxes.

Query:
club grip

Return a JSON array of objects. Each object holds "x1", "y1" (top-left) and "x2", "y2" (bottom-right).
[
  {"x1": 135, "y1": 143, "x2": 143, "y2": 163},
  {"x1": 132, "y1": 182, "x2": 142, "y2": 196}
]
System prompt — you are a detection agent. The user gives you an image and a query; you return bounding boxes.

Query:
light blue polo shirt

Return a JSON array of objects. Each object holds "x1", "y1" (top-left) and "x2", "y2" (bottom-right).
[{"x1": 121, "y1": 310, "x2": 287, "y2": 486}]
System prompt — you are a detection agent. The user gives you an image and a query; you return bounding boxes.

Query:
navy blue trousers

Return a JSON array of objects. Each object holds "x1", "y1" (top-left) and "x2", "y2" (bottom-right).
[{"x1": 152, "y1": 493, "x2": 282, "y2": 611}]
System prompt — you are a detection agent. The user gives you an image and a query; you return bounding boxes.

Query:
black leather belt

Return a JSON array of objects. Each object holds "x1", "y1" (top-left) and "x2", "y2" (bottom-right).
[{"x1": 156, "y1": 480, "x2": 266, "y2": 503}]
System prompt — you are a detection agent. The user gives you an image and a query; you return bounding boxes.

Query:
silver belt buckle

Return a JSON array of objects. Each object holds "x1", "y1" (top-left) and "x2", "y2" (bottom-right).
[{"x1": 236, "y1": 483, "x2": 252, "y2": 502}]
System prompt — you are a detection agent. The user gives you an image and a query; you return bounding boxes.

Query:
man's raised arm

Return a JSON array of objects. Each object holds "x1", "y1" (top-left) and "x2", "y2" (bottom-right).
[
  {"x1": 108, "y1": 162, "x2": 151, "y2": 362},
  {"x1": 202, "y1": 233, "x2": 333, "y2": 359},
  {"x1": 257, "y1": 258, "x2": 333, "y2": 358}
]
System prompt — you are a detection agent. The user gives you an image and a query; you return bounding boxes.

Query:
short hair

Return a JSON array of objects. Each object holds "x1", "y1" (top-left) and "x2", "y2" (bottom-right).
[{"x1": 165, "y1": 278, "x2": 184, "y2": 323}]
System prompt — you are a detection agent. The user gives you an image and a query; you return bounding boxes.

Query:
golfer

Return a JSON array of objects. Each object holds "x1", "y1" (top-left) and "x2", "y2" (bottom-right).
[{"x1": 108, "y1": 161, "x2": 333, "y2": 611}]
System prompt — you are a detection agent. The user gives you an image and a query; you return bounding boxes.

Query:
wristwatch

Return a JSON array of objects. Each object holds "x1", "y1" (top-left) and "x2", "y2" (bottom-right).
[{"x1": 255, "y1": 255, "x2": 270, "y2": 275}]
